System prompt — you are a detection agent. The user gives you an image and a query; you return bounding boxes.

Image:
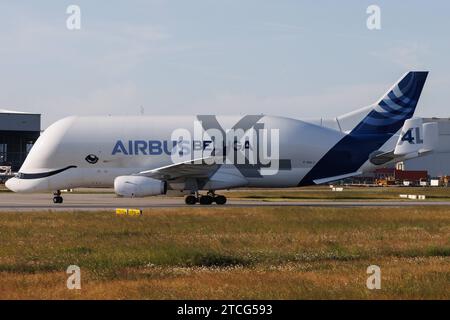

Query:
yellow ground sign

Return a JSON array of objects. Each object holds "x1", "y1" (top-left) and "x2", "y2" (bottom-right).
[
  {"x1": 128, "y1": 209, "x2": 142, "y2": 216},
  {"x1": 115, "y1": 208, "x2": 142, "y2": 216},
  {"x1": 116, "y1": 208, "x2": 128, "y2": 215}
]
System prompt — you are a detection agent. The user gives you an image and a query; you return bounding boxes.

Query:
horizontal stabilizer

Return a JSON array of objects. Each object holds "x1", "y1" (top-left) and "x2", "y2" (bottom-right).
[
  {"x1": 370, "y1": 119, "x2": 438, "y2": 166},
  {"x1": 394, "y1": 118, "x2": 438, "y2": 156}
]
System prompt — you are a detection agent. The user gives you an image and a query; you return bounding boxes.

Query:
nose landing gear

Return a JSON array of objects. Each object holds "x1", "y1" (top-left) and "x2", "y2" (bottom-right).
[
  {"x1": 184, "y1": 191, "x2": 227, "y2": 205},
  {"x1": 53, "y1": 191, "x2": 63, "y2": 204}
]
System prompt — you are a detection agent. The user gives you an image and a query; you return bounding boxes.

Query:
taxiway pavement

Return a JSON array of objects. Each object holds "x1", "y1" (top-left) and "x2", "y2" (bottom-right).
[{"x1": 0, "y1": 192, "x2": 449, "y2": 211}]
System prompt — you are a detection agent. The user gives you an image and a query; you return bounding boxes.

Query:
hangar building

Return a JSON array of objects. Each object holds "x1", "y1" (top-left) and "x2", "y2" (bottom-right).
[
  {"x1": 403, "y1": 118, "x2": 450, "y2": 177},
  {"x1": 0, "y1": 110, "x2": 41, "y2": 172}
]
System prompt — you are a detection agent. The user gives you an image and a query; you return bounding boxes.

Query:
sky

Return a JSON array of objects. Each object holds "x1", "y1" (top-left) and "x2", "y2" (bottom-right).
[{"x1": 0, "y1": 0, "x2": 449, "y2": 128}]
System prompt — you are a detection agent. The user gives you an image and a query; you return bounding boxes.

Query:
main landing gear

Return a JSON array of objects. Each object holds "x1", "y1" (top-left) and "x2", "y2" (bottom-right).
[
  {"x1": 185, "y1": 191, "x2": 227, "y2": 205},
  {"x1": 53, "y1": 190, "x2": 63, "y2": 204}
]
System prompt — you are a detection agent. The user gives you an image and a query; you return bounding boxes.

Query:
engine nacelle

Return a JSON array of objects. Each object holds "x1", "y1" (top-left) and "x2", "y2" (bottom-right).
[{"x1": 114, "y1": 176, "x2": 167, "y2": 198}]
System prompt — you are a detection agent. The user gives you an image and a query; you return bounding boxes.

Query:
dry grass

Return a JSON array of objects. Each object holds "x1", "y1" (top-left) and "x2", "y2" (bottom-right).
[
  {"x1": 0, "y1": 206, "x2": 449, "y2": 299},
  {"x1": 224, "y1": 186, "x2": 450, "y2": 201}
]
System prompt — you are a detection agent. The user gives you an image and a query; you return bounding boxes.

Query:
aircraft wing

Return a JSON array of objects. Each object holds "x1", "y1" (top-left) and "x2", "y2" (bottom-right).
[
  {"x1": 313, "y1": 171, "x2": 363, "y2": 185},
  {"x1": 137, "y1": 157, "x2": 220, "y2": 181}
]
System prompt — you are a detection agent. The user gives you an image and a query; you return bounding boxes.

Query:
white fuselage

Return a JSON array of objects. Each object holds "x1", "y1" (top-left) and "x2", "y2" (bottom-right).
[{"x1": 5, "y1": 115, "x2": 394, "y2": 193}]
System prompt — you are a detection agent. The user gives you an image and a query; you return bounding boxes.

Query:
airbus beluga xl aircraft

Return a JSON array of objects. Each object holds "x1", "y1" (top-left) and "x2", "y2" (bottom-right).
[{"x1": 6, "y1": 71, "x2": 436, "y2": 205}]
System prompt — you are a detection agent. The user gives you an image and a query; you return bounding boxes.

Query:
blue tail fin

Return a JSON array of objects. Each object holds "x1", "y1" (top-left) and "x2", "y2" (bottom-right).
[
  {"x1": 351, "y1": 71, "x2": 428, "y2": 135},
  {"x1": 299, "y1": 71, "x2": 428, "y2": 186}
]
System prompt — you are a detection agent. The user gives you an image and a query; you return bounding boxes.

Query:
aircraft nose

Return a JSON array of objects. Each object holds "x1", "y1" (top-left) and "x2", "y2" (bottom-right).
[
  {"x1": 5, "y1": 177, "x2": 19, "y2": 192},
  {"x1": 5, "y1": 176, "x2": 49, "y2": 193}
]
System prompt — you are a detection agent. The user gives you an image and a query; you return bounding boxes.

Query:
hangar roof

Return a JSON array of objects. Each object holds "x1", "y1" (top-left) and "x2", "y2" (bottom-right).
[
  {"x1": 0, "y1": 109, "x2": 39, "y2": 115},
  {"x1": 0, "y1": 109, "x2": 41, "y2": 132}
]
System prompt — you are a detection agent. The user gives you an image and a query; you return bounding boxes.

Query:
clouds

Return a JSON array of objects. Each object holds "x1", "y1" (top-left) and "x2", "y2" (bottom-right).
[
  {"x1": 16, "y1": 82, "x2": 145, "y2": 128},
  {"x1": 370, "y1": 43, "x2": 431, "y2": 69},
  {"x1": 53, "y1": 82, "x2": 142, "y2": 117},
  {"x1": 83, "y1": 23, "x2": 173, "y2": 76},
  {"x1": 262, "y1": 22, "x2": 305, "y2": 34},
  {"x1": 0, "y1": 2, "x2": 449, "y2": 128},
  {"x1": 0, "y1": 4, "x2": 176, "y2": 126},
  {"x1": 187, "y1": 82, "x2": 387, "y2": 119}
]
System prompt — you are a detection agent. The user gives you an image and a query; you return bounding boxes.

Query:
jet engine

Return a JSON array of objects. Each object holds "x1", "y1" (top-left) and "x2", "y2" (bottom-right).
[{"x1": 114, "y1": 176, "x2": 167, "y2": 198}]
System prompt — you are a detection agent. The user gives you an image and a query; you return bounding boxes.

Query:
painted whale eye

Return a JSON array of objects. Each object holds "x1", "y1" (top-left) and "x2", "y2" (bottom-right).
[{"x1": 85, "y1": 154, "x2": 99, "y2": 164}]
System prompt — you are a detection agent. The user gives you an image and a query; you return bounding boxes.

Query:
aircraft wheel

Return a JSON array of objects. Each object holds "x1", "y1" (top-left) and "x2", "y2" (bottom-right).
[
  {"x1": 185, "y1": 195, "x2": 197, "y2": 205},
  {"x1": 214, "y1": 195, "x2": 227, "y2": 205},
  {"x1": 199, "y1": 195, "x2": 213, "y2": 205},
  {"x1": 53, "y1": 196, "x2": 63, "y2": 204}
]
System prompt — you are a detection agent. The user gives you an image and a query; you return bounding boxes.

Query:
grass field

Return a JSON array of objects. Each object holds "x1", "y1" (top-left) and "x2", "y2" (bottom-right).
[
  {"x1": 224, "y1": 186, "x2": 450, "y2": 201},
  {"x1": 0, "y1": 206, "x2": 449, "y2": 299}
]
